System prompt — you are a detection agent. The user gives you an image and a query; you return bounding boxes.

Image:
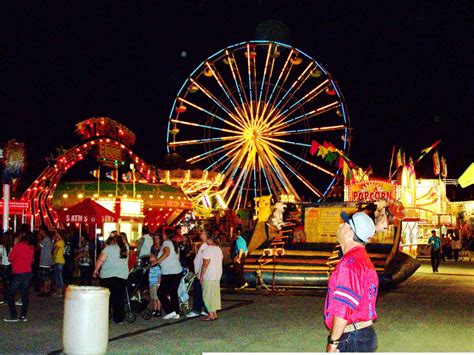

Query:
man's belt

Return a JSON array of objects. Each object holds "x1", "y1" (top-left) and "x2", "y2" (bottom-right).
[{"x1": 343, "y1": 320, "x2": 373, "y2": 333}]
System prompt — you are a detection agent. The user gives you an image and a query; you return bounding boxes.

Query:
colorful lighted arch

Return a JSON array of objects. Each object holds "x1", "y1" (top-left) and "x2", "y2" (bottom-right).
[{"x1": 22, "y1": 118, "x2": 159, "y2": 229}]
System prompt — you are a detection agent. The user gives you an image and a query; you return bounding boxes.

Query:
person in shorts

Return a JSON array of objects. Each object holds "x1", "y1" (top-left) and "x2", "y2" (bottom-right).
[{"x1": 148, "y1": 253, "x2": 162, "y2": 317}]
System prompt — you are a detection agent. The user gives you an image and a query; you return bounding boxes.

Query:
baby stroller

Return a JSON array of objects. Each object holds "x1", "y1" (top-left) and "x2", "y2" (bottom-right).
[
  {"x1": 124, "y1": 261, "x2": 152, "y2": 323},
  {"x1": 178, "y1": 267, "x2": 195, "y2": 314}
]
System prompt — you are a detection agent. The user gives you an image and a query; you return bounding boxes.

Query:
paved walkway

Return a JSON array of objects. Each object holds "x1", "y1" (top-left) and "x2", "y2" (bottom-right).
[{"x1": 0, "y1": 259, "x2": 473, "y2": 353}]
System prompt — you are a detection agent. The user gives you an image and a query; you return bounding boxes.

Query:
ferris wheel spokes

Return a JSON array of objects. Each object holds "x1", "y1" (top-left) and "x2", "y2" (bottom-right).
[
  {"x1": 225, "y1": 50, "x2": 252, "y2": 122},
  {"x1": 168, "y1": 135, "x2": 242, "y2": 147},
  {"x1": 177, "y1": 97, "x2": 243, "y2": 131},
  {"x1": 268, "y1": 79, "x2": 330, "y2": 130},
  {"x1": 187, "y1": 139, "x2": 244, "y2": 164},
  {"x1": 265, "y1": 61, "x2": 316, "y2": 127},
  {"x1": 256, "y1": 43, "x2": 274, "y2": 121},
  {"x1": 202, "y1": 62, "x2": 248, "y2": 125},
  {"x1": 265, "y1": 49, "x2": 294, "y2": 115},
  {"x1": 274, "y1": 101, "x2": 341, "y2": 131},
  {"x1": 204, "y1": 143, "x2": 244, "y2": 171},
  {"x1": 264, "y1": 139, "x2": 336, "y2": 177},
  {"x1": 188, "y1": 77, "x2": 246, "y2": 128},
  {"x1": 170, "y1": 119, "x2": 239, "y2": 135},
  {"x1": 275, "y1": 156, "x2": 324, "y2": 198},
  {"x1": 260, "y1": 143, "x2": 299, "y2": 198},
  {"x1": 268, "y1": 124, "x2": 346, "y2": 137}
]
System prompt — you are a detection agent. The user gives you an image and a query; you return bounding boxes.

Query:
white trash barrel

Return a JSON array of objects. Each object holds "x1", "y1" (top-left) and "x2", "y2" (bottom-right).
[{"x1": 63, "y1": 286, "x2": 110, "y2": 354}]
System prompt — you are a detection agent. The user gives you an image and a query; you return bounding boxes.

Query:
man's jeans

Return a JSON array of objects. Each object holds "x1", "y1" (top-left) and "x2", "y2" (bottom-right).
[
  {"x1": 191, "y1": 278, "x2": 207, "y2": 313},
  {"x1": 337, "y1": 326, "x2": 378, "y2": 352},
  {"x1": 431, "y1": 249, "x2": 441, "y2": 272},
  {"x1": 54, "y1": 263, "x2": 64, "y2": 289},
  {"x1": 7, "y1": 272, "x2": 32, "y2": 318}
]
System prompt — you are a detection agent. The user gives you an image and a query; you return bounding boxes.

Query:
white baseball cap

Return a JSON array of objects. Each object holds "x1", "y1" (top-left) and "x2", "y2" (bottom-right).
[{"x1": 340, "y1": 211, "x2": 376, "y2": 243}]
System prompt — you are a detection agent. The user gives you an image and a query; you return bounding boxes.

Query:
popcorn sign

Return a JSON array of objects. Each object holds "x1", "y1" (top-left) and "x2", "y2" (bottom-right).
[{"x1": 345, "y1": 180, "x2": 397, "y2": 202}]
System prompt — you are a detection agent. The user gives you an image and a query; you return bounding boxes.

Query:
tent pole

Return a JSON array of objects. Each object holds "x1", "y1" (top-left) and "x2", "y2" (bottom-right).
[{"x1": 95, "y1": 223, "x2": 98, "y2": 263}]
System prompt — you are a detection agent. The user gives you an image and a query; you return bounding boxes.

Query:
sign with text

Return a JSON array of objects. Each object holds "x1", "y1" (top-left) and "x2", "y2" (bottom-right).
[
  {"x1": 97, "y1": 141, "x2": 124, "y2": 167},
  {"x1": 345, "y1": 180, "x2": 397, "y2": 202},
  {"x1": 304, "y1": 206, "x2": 354, "y2": 243}
]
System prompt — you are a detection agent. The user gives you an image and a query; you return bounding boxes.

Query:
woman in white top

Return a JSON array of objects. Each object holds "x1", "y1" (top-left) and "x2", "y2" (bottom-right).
[
  {"x1": 0, "y1": 232, "x2": 13, "y2": 304},
  {"x1": 200, "y1": 234, "x2": 223, "y2": 321},
  {"x1": 153, "y1": 228, "x2": 183, "y2": 320}
]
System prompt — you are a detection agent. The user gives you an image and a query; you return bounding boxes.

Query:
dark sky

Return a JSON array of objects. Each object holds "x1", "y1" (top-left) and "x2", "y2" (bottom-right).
[{"x1": 2, "y1": 1, "x2": 474, "y2": 199}]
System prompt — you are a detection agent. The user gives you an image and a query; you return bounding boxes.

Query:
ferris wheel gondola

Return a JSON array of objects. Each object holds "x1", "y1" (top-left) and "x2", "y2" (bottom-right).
[{"x1": 167, "y1": 41, "x2": 351, "y2": 210}]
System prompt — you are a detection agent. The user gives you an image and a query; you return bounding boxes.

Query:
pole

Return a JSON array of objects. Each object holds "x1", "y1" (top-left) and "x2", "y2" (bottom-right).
[
  {"x1": 2, "y1": 184, "x2": 10, "y2": 232},
  {"x1": 115, "y1": 164, "x2": 119, "y2": 198},
  {"x1": 130, "y1": 164, "x2": 136, "y2": 198},
  {"x1": 97, "y1": 166, "x2": 100, "y2": 197},
  {"x1": 94, "y1": 223, "x2": 98, "y2": 263},
  {"x1": 388, "y1": 145, "x2": 396, "y2": 179}
]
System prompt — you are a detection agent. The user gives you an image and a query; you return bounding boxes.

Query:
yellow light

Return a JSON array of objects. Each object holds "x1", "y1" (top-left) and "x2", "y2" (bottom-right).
[
  {"x1": 149, "y1": 195, "x2": 153, "y2": 198},
  {"x1": 137, "y1": 194, "x2": 141, "y2": 198},
  {"x1": 62, "y1": 194, "x2": 68, "y2": 198},
  {"x1": 93, "y1": 194, "x2": 98, "y2": 198},
  {"x1": 77, "y1": 193, "x2": 84, "y2": 199},
  {"x1": 108, "y1": 194, "x2": 113, "y2": 197},
  {"x1": 160, "y1": 195, "x2": 164, "y2": 199}
]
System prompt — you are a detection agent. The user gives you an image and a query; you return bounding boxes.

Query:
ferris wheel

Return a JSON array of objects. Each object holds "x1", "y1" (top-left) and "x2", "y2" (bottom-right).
[{"x1": 166, "y1": 41, "x2": 351, "y2": 210}]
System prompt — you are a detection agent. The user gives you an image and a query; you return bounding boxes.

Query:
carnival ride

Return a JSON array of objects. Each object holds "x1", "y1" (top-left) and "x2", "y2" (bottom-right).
[
  {"x1": 156, "y1": 168, "x2": 225, "y2": 217},
  {"x1": 167, "y1": 40, "x2": 351, "y2": 211},
  {"x1": 21, "y1": 117, "x2": 161, "y2": 229}
]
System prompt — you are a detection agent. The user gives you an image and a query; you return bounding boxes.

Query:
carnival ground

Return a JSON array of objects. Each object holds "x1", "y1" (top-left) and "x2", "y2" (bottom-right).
[{"x1": 0, "y1": 259, "x2": 473, "y2": 354}]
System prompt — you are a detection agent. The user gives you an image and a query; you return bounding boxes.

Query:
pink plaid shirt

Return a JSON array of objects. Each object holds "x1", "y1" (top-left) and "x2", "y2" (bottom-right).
[{"x1": 324, "y1": 246, "x2": 379, "y2": 329}]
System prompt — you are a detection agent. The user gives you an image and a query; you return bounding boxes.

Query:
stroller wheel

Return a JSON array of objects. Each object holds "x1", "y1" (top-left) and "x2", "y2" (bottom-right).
[
  {"x1": 125, "y1": 311, "x2": 137, "y2": 323},
  {"x1": 141, "y1": 308, "x2": 152, "y2": 320}
]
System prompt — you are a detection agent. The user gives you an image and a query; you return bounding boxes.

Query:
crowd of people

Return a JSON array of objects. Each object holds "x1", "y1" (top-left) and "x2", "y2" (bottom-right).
[
  {"x1": 0, "y1": 224, "x2": 97, "y2": 322},
  {"x1": 0, "y1": 221, "x2": 250, "y2": 324},
  {"x1": 133, "y1": 225, "x2": 230, "y2": 322},
  {"x1": 428, "y1": 230, "x2": 474, "y2": 272}
]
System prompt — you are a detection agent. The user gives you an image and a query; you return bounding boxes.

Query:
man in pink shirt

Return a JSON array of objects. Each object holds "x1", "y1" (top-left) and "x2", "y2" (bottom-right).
[{"x1": 324, "y1": 212, "x2": 379, "y2": 352}]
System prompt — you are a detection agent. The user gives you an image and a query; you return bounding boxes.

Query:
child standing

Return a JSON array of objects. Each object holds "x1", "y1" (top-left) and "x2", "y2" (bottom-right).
[{"x1": 148, "y1": 253, "x2": 162, "y2": 317}]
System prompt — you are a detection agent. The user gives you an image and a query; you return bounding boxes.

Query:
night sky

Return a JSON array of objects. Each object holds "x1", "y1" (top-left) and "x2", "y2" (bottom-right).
[{"x1": 3, "y1": 1, "x2": 474, "y2": 199}]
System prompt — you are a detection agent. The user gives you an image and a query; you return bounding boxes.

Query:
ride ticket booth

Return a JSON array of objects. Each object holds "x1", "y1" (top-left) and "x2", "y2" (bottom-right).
[{"x1": 95, "y1": 197, "x2": 144, "y2": 244}]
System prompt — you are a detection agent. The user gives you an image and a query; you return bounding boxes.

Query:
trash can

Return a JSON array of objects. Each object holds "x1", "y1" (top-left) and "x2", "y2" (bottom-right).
[{"x1": 63, "y1": 286, "x2": 110, "y2": 354}]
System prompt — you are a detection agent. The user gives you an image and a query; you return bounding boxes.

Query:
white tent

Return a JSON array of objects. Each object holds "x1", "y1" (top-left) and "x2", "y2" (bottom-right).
[{"x1": 458, "y1": 163, "x2": 474, "y2": 188}]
